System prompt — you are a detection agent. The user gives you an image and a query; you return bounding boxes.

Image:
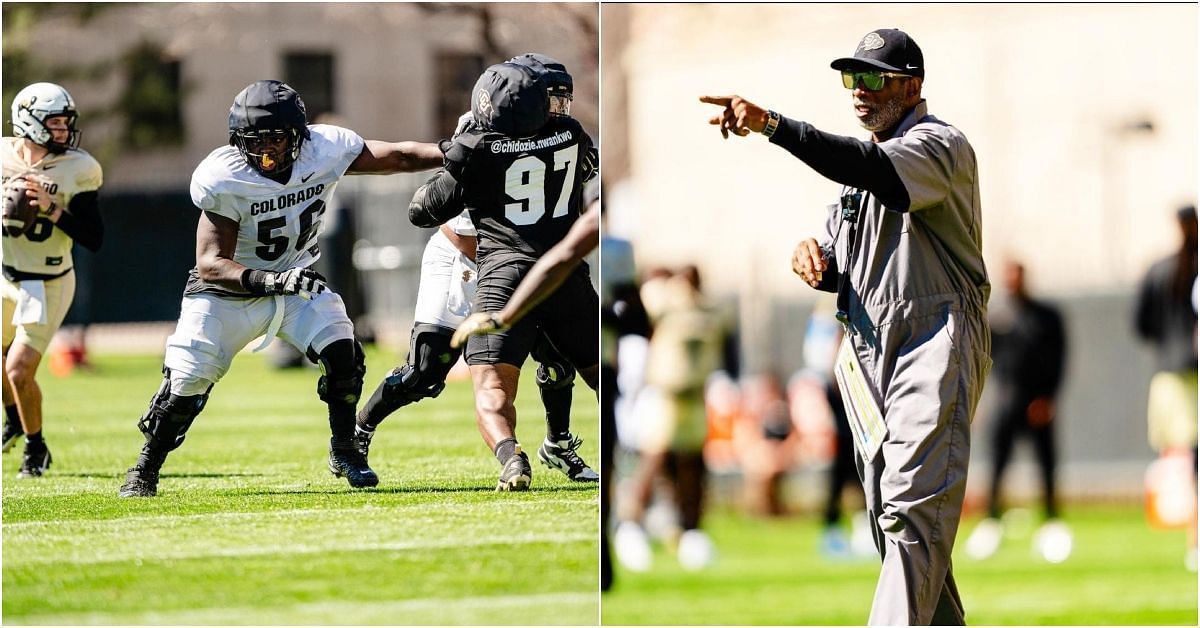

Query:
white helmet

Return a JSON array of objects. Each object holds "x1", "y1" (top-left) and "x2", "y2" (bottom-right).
[{"x1": 11, "y1": 82, "x2": 80, "y2": 153}]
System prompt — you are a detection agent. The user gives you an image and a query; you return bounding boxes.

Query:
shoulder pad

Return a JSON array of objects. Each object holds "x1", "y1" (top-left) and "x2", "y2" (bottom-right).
[{"x1": 444, "y1": 132, "x2": 484, "y2": 178}]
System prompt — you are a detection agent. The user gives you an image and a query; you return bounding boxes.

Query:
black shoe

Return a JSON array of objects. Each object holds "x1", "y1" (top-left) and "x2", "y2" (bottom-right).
[
  {"x1": 17, "y1": 440, "x2": 51, "y2": 478},
  {"x1": 2, "y1": 415, "x2": 23, "y2": 453},
  {"x1": 118, "y1": 446, "x2": 168, "y2": 497},
  {"x1": 118, "y1": 465, "x2": 160, "y2": 497},
  {"x1": 538, "y1": 434, "x2": 599, "y2": 482},
  {"x1": 329, "y1": 438, "x2": 379, "y2": 488},
  {"x1": 497, "y1": 445, "x2": 532, "y2": 492}
]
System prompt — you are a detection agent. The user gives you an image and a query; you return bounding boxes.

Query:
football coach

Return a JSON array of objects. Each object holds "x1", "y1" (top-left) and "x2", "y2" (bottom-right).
[{"x1": 701, "y1": 29, "x2": 991, "y2": 625}]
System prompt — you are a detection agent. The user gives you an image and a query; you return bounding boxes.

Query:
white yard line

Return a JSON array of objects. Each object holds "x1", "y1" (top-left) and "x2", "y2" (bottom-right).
[
  {"x1": 3, "y1": 497, "x2": 596, "y2": 530},
  {"x1": 9, "y1": 531, "x2": 595, "y2": 565},
  {"x1": 16, "y1": 591, "x2": 599, "y2": 626}
]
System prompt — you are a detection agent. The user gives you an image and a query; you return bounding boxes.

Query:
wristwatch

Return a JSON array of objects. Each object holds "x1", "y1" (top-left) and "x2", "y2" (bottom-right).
[{"x1": 762, "y1": 110, "x2": 781, "y2": 138}]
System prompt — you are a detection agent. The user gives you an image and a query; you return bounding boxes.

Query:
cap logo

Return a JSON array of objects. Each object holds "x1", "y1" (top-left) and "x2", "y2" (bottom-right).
[
  {"x1": 477, "y1": 89, "x2": 493, "y2": 117},
  {"x1": 860, "y1": 32, "x2": 885, "y2": 52}
]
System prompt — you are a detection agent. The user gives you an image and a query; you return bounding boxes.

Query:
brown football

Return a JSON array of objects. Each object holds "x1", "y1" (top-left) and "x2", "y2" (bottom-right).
[{"x1": 2, "y1": 178, "x2": 37, "y2": 238}]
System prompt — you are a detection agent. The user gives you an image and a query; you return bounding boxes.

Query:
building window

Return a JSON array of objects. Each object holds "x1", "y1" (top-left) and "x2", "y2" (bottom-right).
[
  {"x1": 435, "y1": 52, "x2": 484, "y2": 137},
  {"x1": 284, "y1": 52, "x2": 335, "y2": 120},
  {"x1": 121, "y1": 41, "x2": 184, "y2": 149}
]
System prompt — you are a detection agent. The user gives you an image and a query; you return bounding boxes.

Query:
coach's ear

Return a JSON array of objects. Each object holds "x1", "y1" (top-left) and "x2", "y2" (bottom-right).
[{"x1": 906, "y1": 76, "x2": 923, "y2": 99}]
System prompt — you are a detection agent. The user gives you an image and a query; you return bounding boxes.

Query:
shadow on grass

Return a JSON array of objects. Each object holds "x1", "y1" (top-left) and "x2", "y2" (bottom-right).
[{"x1": 54, "y1": 472, "x2": 267, "y2": 479}]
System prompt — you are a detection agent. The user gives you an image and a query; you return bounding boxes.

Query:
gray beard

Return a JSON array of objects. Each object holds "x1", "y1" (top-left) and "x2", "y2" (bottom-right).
[{"x1": 857, "y1": 98, "x2": 908, "y2": 133}]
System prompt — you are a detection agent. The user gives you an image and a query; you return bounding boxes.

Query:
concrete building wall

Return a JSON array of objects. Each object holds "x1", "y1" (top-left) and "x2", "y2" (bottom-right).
[{"x1": 11, "y1": 2, "x2": 599, "y2": 192}]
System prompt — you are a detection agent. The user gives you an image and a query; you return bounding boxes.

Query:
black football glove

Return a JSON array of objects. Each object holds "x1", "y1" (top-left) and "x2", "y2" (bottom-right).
[
  {"x1": 581, "y1": 146, "x2": 599, "y2": 183},
  {"x1": 243, "y1": 267, "x2": 328, "y2": 298}
]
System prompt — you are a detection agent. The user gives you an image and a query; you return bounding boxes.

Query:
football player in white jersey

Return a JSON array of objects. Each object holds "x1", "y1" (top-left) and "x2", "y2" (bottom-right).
[
  {"x1": 118, "y1": 80, "x2": 442, "y2": 497},
  {"x1": 2, "y1": 82, "x2": 104, "y2": 479}
]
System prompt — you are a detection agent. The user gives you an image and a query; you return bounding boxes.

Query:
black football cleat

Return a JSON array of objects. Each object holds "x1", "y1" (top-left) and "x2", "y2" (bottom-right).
[
  {"x1": 497, "y1": 445, "x2": 532, "y2": 492},
  {"x1": 17, "y1": 440, "x2": 51, "y2": 478},
  {"x1": 2, "y1": 414, "x2": 23, "y2": 453},
  {"x1": 328, "y1": 438, "x2": 379, "y2": 488},
  {"x1": 538, "y1": 434, "x2": 599, "y2": 482},
  {"x1": 118, "y1": 466, "x2": 160, "y2": 497}
]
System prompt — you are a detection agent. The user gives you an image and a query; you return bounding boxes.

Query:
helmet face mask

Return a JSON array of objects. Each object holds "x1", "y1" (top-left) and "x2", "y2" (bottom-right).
[
  {"x1": 230, "y1": 127, "x2": 303, "y2": 174},
  {"x1": 508, "y1": 53, "x2": 574, "y2": 119},
  {"x1": 11, "y1": 82, "x2": 81, "y2": 154},
  {"x1": 548, "y1": 86, "x2": 573, "y2": 117},
  {"x1": 227, "y1": 80, "x2": 309, "y2": 175}
]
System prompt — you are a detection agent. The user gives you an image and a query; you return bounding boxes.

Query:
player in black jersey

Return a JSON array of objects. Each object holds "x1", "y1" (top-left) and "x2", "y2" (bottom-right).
[
  {"x1": 410, "y1": 60, "x2": 599, "y2": 491},
  {"x1": 355, "y1": 55, "x2": 598, "y2": 486}
]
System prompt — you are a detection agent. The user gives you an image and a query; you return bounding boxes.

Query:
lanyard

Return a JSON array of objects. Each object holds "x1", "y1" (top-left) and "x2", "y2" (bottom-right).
[{"x1": 835, "y1": 187, "x2": 867, "y2": 325}]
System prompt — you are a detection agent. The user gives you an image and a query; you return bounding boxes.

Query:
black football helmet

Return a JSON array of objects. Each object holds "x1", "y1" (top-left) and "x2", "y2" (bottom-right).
[
  {"x1": 508, "y1": 53, "x2": 573, "y2": 118},
  {"x1": 227, "y1": 80, "x2": 310, "y2": 175},
  {"x1": 470, "y1": 62, "x2": 550, "y2": 137}
]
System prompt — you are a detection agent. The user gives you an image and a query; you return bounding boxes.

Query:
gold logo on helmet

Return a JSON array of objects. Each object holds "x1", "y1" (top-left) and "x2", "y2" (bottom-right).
[{"x1": 477, "y1": 89, "x2": 493, "y2": 117}]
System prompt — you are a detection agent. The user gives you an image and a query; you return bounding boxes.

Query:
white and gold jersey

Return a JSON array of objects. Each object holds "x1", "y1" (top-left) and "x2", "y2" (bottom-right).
[
  {"x1": 644, "y1": 279, "x2": 728, "y2": 394},
  {"x1": 1, "y1": 137, "x2": 103, "y2": 276},
  {"x1": 189, "y1": 124, "x2": 364, "y2": 276}
]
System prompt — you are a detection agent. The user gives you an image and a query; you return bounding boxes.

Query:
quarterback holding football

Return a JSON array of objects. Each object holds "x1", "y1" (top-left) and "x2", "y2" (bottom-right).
[{"x1": 2, "y1": 82, "x2": 104, "y2": 479}]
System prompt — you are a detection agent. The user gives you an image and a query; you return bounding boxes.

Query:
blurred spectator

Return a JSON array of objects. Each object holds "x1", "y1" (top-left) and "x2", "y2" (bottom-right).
[
  {"x1": 615, "y1": 265, "x2": 731, "y2": 572},
  {"x1": 1133, "y1": 204, "x2": 1198, "y2": 570},
  {"x1": 735, "y1": 370, "x2": 796, "y2": 517},
  {"x1": 600, "y1": 204, "x2": 645, "y2": 591},
  {"x1": 964, "y1": 260, "x2": 1071, "y2": 563},
  {"x1": 795, "y1": 295, "x2": 873, "y2": 559}
]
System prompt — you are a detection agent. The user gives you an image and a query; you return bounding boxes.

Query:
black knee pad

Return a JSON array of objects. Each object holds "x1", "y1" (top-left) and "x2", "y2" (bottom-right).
[
  {"x1": 314, "y1": 339, "x2": 366, "y2": 405},
  {"x1": 383, "y1": 325, "x2": 460, "y2": 403},
  {"x1": 137, "y1": 367, "x2": 210, "y2": 452},
  {"x1": 532, "y1": 335, "x2": 576, "y2": 391}
]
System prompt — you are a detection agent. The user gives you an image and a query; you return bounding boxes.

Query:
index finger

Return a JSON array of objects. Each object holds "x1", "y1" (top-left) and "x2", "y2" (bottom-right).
[{"x1": 699, "y1": 95, "x2": 733, "y2": 107}]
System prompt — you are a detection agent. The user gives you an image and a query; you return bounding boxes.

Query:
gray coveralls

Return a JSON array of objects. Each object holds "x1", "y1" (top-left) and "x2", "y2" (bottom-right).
[{"x1": 818, "y1": 101, "x2": 991, "y2": 625}]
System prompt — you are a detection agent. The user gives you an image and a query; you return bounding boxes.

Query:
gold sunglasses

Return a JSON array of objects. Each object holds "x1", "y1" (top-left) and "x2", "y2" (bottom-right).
[{"x1": 841, "y1": 70, "x2": 912, "y2": 91}]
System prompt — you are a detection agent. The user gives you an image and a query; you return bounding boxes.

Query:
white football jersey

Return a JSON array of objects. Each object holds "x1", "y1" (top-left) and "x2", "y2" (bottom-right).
[
  {"x1": 1, "y1": 137, "x2": 103, "y2": 276},
  {"x1": 189, "y1": 124, "x2": 364, "y2": 273}
]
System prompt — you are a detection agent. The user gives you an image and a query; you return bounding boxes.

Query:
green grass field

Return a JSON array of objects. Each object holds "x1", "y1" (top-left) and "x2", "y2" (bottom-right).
[
  {"x1": 602, "y1": 505, "x2": 1197, "y2": 625},
  {"x1": 2, "y1": 348, "x2": 599, "y2": 625}
]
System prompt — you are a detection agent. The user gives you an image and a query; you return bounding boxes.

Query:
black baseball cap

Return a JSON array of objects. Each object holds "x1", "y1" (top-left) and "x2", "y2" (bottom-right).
[{"x1": 831, "y1": 29, "x2": 924, "y2": 78}]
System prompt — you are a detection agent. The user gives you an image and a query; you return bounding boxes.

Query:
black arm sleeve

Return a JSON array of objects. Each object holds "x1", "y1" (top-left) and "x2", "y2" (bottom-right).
[
  {"x1": 769, "y1": 117, "x2": 911, "y2": 212},
  {"x1": 408, "y1": 170, "x2": 467, "y2": 228},
  {"x1": 53, "y1": 190, "x2": 103, "y2": 251}
]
